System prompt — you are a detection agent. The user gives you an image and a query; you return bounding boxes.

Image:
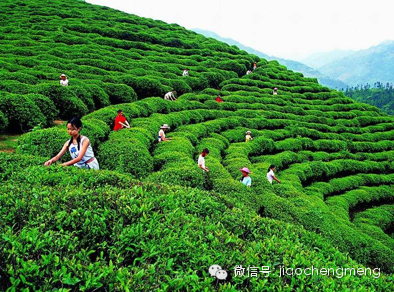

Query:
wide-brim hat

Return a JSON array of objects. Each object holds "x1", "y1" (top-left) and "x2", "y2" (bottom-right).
[
  {"x1": 240, "y1": 167, "x2": 251, "y2": 174},
  {"x1": 160, "y1": 124, "x2": 170, "y2": 129},
  {"x1": 60, "y1": 74, "x2": 66, "y2": 77},
  {"x1": 246, "y1": 131, "x2": 251, "y2": 134}
]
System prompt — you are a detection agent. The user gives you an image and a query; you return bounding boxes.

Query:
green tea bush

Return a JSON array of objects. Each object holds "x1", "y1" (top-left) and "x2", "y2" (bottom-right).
[
  {"x1": 183, "y1": 76, "x2": 209, "y2": 90},
  {"x1": 313, "y1": 139, "x2": 347, "y2": 152},
  {"x1": 217, "y1": 60, "x2": 246, "y2": 77},
  {"x1": 17, "y1": 127, "x2": 69, "y2": 159},
  {"x1": 353, "y1": 204, "x2": 394, "y2": 234},
  {"x1": 154, "y1": 137, "x2": 194, "y2": 158},
  {"x1": 169, "y1": 79, "x2": 192, "y2": 95},
  {"x1": 201, "y1": 71, "x2": 225, "y2": 88},
  {"x1": 149, "y1": 161, "x2": 204, "y2": 188},
  {"x1": 0, "y1": 93, "x2": 45, "y2": 132},
  {"x1": 122, "y1": 75, "x2": 166, "y2": 99},
  {"x1": 153, "y1": 151, "x2": 191, "y2": 171},
  {"x1": 0, "y1": 110, "x2": 8, "y2": 133},
  {"x1": 68, "y1": 85, "x2": 95, "y2": 111},
  {"x1": 26, "y1": 93, "x2": 58, "y2": 127},
  {"x1": 82, "y1": 118, "x2": 110, "y2": 150},
  {"x1": 35, "y1": 84, "x2": 88, "y2": 119},
  {"x1": 0, "y1": 153, "x2": 46, "y2": 180},
  {"x1": 102, "y1": 83, "x2": 137, "y2": 104},
  {"x1": 98, "y1": 137, "x2": 153, "y2": 178},
  {"x1": 85, "y1": 83, "x2": 110, "y2": 109}
]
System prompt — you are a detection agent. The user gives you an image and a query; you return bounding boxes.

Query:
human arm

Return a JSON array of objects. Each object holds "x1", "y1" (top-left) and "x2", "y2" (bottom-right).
[
  {"x1": 119, "y1": 120, "x2": 130, "y2": 129},
  {"x1": 273, "y1": 175, "x2": 281, "y2": 183},
  {"x1": 160, "y1": 131, "x2": 171, "y2": 141},
  {"x1": 198, "y1": 156, "x2": 209, "y2": 172},
  {"x1": 44, "y1": 141, "x2": 69, "y2": 166},
  {"x1": 199, "y1": 164, "x2": 209, "y2": 172},
  {"x1": 117, "y1": 116, "x2": 130, "y2": 129},
  {"x1": 61, "y1": 137, "x2": 90, "y2": 166}
]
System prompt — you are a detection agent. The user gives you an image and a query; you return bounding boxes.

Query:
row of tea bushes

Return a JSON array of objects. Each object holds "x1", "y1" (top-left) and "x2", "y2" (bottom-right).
[{"x1": 3, "y1": 152, "x2": 392, "y2": 290}]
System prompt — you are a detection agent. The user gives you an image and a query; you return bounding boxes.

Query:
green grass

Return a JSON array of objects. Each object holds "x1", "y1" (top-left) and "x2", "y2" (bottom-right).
[{"x1": 0, "y1": 134, "x2": 20, "y2": 152}]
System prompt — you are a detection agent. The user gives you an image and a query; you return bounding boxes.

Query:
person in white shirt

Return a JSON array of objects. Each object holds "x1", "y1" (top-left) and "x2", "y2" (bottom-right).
[
  {"x1": 164, "y1": 90, "x2": 176, "y2": 101},
  {"x1": 273, "y1": 87, "x2": 278, "y2": 95},
  {"x1": 245, "y1": 130, "x2": 253, "y2": 142},
  {"x1": 60, "y1": 74, "x2": 69, "y2": 86},
  {"x1": 158, "y1": 124, "x2": 172, "y2": 142},
  {"x1": 246, "y1": 70, "x2": 252, "y2": 75},
  {"x1": 182, "y1": 68, "x2": 189, "y2": 76},
  {"x1": 239, "y1": 167, "x2": 252, "y2": 187},
  {"x1": 267, "y1": 165, "x2": 281, "y2": 184},
  {"x1": 198, "y1": 148, "x2": 210, "y2": 172}
]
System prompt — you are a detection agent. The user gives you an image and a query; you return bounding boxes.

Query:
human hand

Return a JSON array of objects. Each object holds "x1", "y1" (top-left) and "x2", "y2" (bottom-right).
[{"x1": 44, "y1": 159, "x2": 53, "y2": 166}]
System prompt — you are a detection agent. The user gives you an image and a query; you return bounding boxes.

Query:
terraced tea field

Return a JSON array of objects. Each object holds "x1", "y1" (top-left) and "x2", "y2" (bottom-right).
[{"x1": 0, "y1": 0, "x2": 392, "y2": 290}]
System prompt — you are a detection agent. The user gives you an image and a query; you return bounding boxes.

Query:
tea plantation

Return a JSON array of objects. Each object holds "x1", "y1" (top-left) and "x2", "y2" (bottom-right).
[{"x1": 0, "y1": 0, "x2": 393, "y2": 290}]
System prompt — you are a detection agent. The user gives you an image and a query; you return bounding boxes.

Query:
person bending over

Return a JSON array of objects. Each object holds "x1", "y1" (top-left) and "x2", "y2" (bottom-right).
[
  {"x1": 113, "y1": 109, "x2": 130, "y2": 131},
  {"x1": 267, "y1": 164, "x2": 280, "y2": 184}
]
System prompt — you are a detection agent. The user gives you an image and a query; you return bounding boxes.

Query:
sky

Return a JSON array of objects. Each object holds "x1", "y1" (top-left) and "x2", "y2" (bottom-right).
[{"x1": 87, "y1": 0, "x2": 394, "y2": 61}]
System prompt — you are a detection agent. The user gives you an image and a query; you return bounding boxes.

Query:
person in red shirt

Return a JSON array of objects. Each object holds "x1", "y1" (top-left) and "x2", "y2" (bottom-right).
[
  {"x1": 216, "y1": 95, "x2": 223, "y2": 103},
  {"x1": 113, "y1": 110, "x2": 130, "y2": 131}
]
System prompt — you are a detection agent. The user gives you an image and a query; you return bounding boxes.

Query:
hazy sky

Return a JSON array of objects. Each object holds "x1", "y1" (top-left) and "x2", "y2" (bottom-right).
[{"x1": 87, "y1": 0, "x2": 394, "y2": 61}]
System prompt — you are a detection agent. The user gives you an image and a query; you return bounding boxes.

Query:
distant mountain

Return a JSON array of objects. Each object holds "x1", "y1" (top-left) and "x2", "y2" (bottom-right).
[
  {"x1": 301, "y1": 50, "x2": 356, "y2": 68},
  {"x1": 191, "y1": 29, "x2": 271, "y2": 59},
  {"x1": 192, "y1": 29, "x2": 348, "y2": 89},
  {"x1": 317, "y1": 41, "x2": 394, "y2": 86}
]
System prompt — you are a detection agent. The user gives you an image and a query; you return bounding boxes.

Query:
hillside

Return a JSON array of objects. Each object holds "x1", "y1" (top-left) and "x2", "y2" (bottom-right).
[
  {"x1": 0, "y1": 0, "x2": 393, "y2": 290},
  {"x1": 192, "y1": 29, "x2": 348, "y2": 89},
  {"x1": 318, "y1": 41, "x2": 394, "y2": 86}
]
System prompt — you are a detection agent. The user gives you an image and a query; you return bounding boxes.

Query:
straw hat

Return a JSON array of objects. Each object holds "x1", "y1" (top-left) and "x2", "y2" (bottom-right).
[
  {"x1": 60, "y1": 74, "x2": 66, "y2": 77},
  {"x1": 160, "y1": 124, "x2": 170, "y2": 129},
  {"x1": 246, "y1": 131, "x2": 251, "y2": 134},
  {"x1": 239, "y1": 167, "x2": 251, "y2": 174}
]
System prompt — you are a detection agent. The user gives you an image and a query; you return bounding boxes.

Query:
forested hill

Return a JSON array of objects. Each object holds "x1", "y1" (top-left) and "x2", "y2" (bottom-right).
[
  {"x1": 345, "y1": 82, "x2": 394, "y2": 115},
  {"x1": 0, "y1": 0, "x2": 393, "y2": 291}
]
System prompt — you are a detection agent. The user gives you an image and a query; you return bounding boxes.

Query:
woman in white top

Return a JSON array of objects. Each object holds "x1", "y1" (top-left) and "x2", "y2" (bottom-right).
[
  {"x1": 158, "y1": 124, "x2": 172, "y2": 142},
  {"x1": 267, "y1": 165, "x2": 280, "y2": 184},
  {"x1": 164, "y1": 90, "x2": 176, "y2": 100},
  {"x1": 245, "y1": 130, "x2": 253, "y2": 142},
  {"x1": 60, "y1": 74, "x2": 69, "y2": 86},
  {"x1": 44, "y1": 117, "x2": 99, "y2": 169},
  {"x1": 198, "y1": 148, "x2": 210, "y2": 172}
]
